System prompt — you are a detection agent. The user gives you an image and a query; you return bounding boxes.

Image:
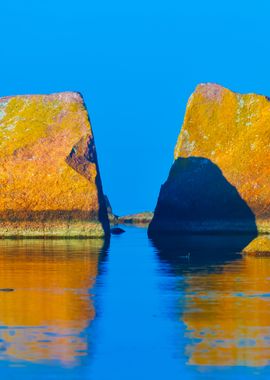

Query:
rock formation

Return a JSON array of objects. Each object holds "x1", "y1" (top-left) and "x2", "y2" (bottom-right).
[
  {"x1": 118, "y1": 212, "x2": 153, "y2": 226},
  {"x1": 149, "y1": 83, "x2": 270, "y2": 235},
  {"x1": 0, "y1": 92, "x2": 109, "y2": 237},
  {"x1": 104, "y1": 194, "x2": 153, "y2": 227},
  {"x1": 104, "y1": 195, "x2": 118, "y2": 224},
  {"x1": 243, "y1": 235, "x2": 270, "y2": 256}
]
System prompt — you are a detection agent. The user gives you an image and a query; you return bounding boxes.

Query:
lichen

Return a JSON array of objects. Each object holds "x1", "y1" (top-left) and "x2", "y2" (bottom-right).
[
  {"x1": 0, "y1": 92, "x2": 108, "y2": 237},
  {"x1": 174, "y1": 83, "x2": 270, "y2": 230}
]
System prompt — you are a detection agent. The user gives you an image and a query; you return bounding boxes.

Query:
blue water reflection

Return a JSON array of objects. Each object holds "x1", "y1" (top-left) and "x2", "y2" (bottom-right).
[{"x1": 0, "y1": 228, "x2": 270, "y2": 379}]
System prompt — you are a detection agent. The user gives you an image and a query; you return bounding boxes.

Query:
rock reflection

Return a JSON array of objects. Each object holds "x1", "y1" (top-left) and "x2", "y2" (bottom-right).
[
  {"x1": 152, "y1": 234, "x2": 270, "y2": 367},
  {"x1": 0, "y1": 239, "x2": 107, "y2": 366},
  {"x1": 150, "y1": 233, "x2": 255, "y2": 265},
  {"x1": 184, "y1": 255, "x2": 270, "y2": 367}
]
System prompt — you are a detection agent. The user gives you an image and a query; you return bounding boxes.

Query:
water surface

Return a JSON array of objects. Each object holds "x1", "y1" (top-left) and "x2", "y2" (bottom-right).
[{"x1": 0, "y1": 228, "x2": 269, "y2": 379}]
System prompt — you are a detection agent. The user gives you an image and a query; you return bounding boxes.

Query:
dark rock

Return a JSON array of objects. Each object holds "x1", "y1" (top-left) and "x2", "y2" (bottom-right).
[
  {"x1": 104, "y1": 195, "x2": 119, "y2": 224},
  {"x1": 148, "y1": 157, "x2": 257, "y2": 236},
  {"x1": 110, "y1": 227, "x2": 126, "y2": 235}
]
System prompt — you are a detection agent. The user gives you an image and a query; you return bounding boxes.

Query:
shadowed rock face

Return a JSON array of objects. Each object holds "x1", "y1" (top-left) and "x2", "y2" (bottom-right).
[
  {"x1": 104, "y1": 195, "x2": 118, "y2": 224},
  {"x1": 0, "y1": 92, "x2": 109, "y2": 237},
  {"x1": 149, "y1": 82, "x2": 270, "y2": 236},
  {"x1": 148, "y1": 157, "x2": 257, "y2": 235}
]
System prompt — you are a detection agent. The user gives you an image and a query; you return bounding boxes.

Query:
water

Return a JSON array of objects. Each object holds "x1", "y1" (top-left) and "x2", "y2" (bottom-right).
[{"x1": 0, "y1": 227, "x2": 269, "y2": 379}]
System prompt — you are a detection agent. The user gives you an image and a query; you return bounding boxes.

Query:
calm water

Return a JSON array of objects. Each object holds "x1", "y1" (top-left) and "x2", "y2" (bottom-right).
[{"x1": 0, "y1": 227, "x2": 269, "y2": 379}]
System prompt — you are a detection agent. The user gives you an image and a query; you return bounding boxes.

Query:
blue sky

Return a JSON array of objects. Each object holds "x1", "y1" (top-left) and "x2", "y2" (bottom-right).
[{"x1": 1, "y1": 0, "x2": 269, "y2": 214}]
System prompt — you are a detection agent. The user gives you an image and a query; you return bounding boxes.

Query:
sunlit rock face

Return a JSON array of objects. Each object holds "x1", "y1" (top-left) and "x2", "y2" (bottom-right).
[
  {"x1": 243, "y1": 235, "x2": 270, "y2": 255},
  {"x1": 0, "y1": 92, "x2": 109, "y2": 237},
  {"x1": 149, "y1": 83, "x2": 270, "y2": 235}
]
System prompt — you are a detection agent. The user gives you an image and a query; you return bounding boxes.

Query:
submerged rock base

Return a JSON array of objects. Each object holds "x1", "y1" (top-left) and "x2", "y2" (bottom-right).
[{"x1": 0, "y1": 221, "x2": 105, "y2": 238}]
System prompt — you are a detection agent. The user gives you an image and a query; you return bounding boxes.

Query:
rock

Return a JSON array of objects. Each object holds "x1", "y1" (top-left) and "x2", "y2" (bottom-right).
[
  {"x1": 243, "y1": 235, "x2": 270, "y2": 256},
  {"x1": 0, "y1": 92, "x2": 109, "y2": 237},
  {"x1": 110, "y1": 227, "x2": 125, "y2": 235},
  {"x1": 149, "y1": 83, "x2": 270, "y2": 235},
  {"x1": 118, "y1": 212, "x2": 153, "y2": 226},
  {"x1": 104, "y1": 195, "x2": 118, "y2": 224}
]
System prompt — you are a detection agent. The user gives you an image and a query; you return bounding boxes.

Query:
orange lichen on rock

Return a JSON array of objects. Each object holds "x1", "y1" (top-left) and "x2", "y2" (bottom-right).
[
  {"x1": 243, "y1": 235, "x2": 270, "y2": 255},
  {"x1": 149, "y1": 83, "x2": 270, "y2": 234},
  {"x1": 175, "y1": 83, "x2": 270, "y2": 232},
  {"x1": 0, "y1": 92, "x2": 109, "y2": 237}
]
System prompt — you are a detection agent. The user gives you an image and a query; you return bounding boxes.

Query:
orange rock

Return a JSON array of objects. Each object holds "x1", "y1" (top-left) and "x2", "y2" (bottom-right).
[
  {"x1": 243, "y1": 235, "x2": 270, "y2": 255},
  {"x1": 149, "y1": 83, "x2": 270, "y2": 235},
  {"x1": 0, "y1": 92, "x2": 109, "y2": 237}
]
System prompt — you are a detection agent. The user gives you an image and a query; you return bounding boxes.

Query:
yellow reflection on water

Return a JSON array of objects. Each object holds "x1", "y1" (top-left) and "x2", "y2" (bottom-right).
[
  {"x1": 0, "y1": 239, "x2": 105, "y2": 366},
  {"x1": 183, "y1": 256, "x2": 270, "y2": 367}
]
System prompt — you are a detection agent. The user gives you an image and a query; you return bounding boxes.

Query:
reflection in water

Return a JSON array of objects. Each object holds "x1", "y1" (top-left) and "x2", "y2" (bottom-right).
[
  {"x1": 1, "y1": 228, "x2": 270, "y2": 379},
  {"x1": 183, "y1": 256, "x2": 270, "y2": 367},
  {"x1": 152, "y1": 234, "x2": 270, "y2": 368},
  {"x1": 0, "y1": 239, "x2": 107, "y2": 366},
  {"x1": 150, "y1": 233, "x2": 256, "y2": 265}
]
